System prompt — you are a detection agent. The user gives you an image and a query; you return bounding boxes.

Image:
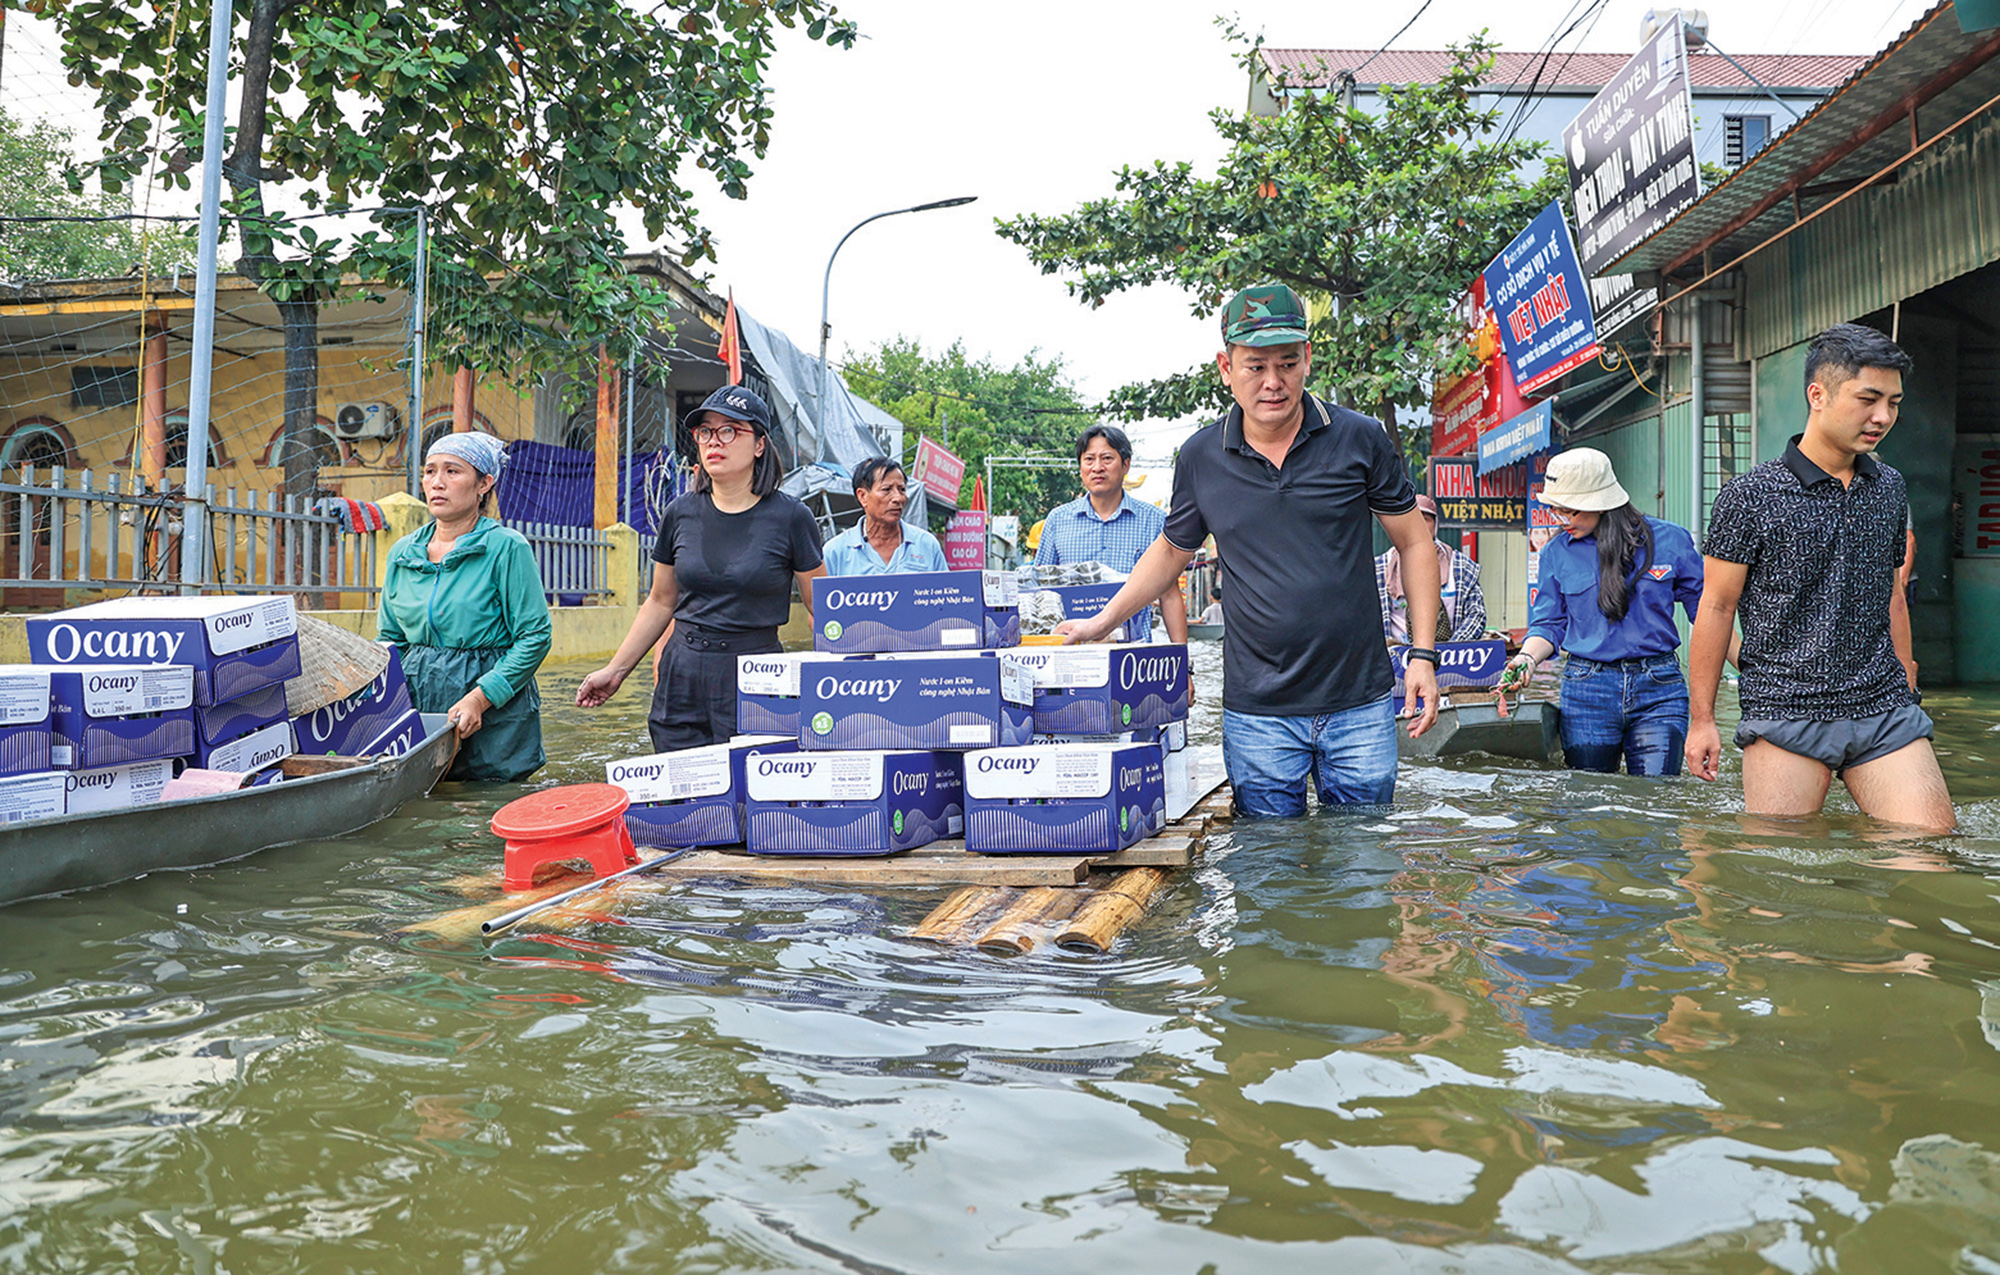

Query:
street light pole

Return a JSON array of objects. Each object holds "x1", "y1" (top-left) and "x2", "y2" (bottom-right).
[{"x1": 817, "y1": 196, "x2": 976, "y2": 463}]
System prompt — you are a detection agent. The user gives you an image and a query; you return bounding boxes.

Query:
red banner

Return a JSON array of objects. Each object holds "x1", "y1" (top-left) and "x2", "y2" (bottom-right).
[
  {"x1": 944, "y1": 511, "x2": 987, "y2": 570},
  {"x1": 912, "y1": 436, "x2": 966, "y2": 504},
  {"x1": 1431, "y1": 368, "x2": 1488, "y2": 458}
]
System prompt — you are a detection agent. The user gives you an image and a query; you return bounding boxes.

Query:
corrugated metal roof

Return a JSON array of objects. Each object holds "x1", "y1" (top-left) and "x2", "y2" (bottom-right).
[
  {"x1": 1258, "y1": 48, "x2": 1865, "y2": 93},
  {"x1": 1605, "y1": 3, "x2": 2000, "y2": 274}
]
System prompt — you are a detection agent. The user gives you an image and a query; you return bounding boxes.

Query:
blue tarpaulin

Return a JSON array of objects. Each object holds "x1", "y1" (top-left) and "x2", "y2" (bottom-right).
[{"x1": 495, "y1": 439, "x2": 670, "y2": 540}]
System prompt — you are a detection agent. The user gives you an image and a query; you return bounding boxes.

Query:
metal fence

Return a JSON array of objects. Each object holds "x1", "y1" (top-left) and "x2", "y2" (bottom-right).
[
  {"x1": 507, "y1": 520, "x2": 610, "y2": 601},
  {"x1": 0, "y1": 465, "x2": 376, "y2": 600}
]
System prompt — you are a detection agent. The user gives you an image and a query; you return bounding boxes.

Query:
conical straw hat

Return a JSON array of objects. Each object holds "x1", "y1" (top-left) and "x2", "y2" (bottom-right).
[{"x1": 286, "y1": 613, "x2": 392, "y2": 717}]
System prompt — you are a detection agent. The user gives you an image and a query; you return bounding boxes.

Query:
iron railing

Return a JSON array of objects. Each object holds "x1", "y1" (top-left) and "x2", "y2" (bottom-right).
[
  {"x1": 0, "y1": 466, "x2": 376, "y2": 599},
  {"x1": 506, "y1": 520, "x2": 610, "y2": 600}
]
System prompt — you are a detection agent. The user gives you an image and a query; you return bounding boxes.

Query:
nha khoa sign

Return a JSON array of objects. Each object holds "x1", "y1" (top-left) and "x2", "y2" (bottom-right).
[
  {"x1": 1483, "y1": 201, "x2": 1601, "y2": 396},
  {"x1": 1429, "y1": 455, "x2": 1527, "y2": 530},
  {"x1": 1478, "y1": 400, "x2": 1553, "y2": 475}
]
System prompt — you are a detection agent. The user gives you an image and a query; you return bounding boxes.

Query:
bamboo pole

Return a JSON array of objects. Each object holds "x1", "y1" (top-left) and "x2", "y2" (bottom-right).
[
  {"x1": 911, "y1": 885, "x2": 1017, "y2": 945},
  {"x1": 405, "y1": 874, "x2": 589, "y2": 942},
  {"x1": 974, "y1": 885, "x2": 1087, "y2": 956},
  {"x1": 1056, "y1": 868, "x2": 1172, "y2": 954}
]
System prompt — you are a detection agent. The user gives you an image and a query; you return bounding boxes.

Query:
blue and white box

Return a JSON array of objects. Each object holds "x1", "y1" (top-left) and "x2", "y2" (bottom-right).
[
  {"x1": 194, "y1": 719, "x2": 294, "y2": 772},
  {"x1": 607, "y1": 734, "x2": 797, "y2": 848},
  {"x1": 813, "y1": 570, "x2": 1020, "y2": 654},
  {"x1": 736, "y1": 651, "x2": 854, "y2": 737},
  {"x1": 0, "y1": 771, "x2": 67, "y2": 824},
  {"x1": 798, "y1": 652, "x2": 1034, "y2": 751},
  {"x1": 0, "y1": 667, "x2": 54, "y2": 778},
  {"x1": 1390, "y1": 640, "x2": 1510, "y2": 693},
  {"x1": 745, "y1": 749, "x2": 964, "y2": 857},
  {"x1": 63, "y1": 757, "x2": 174, "y2": 815},
  {"x1": 47, "y1": 664, "x2": 195, "y2": 770},
  {"x1": 1158, "y1": 720, "x2": 1188, "y2": 753},
  {"x1": 1044, "y1": 582, "x2": 1151, "y2": 644},
  {"x1": 1007, "y1": 643, "x2": 1189, "y2": 735},
  {"x1": 28, "y1": 595, "x2": 301, "y2": 705},
  {"x1": 360, "y1": 709, "x2": 428, "y2": 759},
  {"x1": 196, "y1": 683, "x2": 290, "y2": 749},
  {"x1": 964, "y1": 742, "x2": 1166, "y2": 855},
  {"x1": 292, "y1": 647, "x2": 414, "y2": 756}
]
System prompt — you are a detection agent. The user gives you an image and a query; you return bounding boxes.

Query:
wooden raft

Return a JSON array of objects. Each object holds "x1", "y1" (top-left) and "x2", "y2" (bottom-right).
[{"x1": 407, "y1": 789, "x2": 1233, "y2": 954}]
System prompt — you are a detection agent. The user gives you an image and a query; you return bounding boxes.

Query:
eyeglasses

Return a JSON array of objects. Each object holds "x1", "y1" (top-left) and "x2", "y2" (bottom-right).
[
  {"x1": 692, "y1": 423, "x2": 748, "y2": 445},
  {"x1": 1546, "y1": 505, "x2": 1579, "y2": 522}
]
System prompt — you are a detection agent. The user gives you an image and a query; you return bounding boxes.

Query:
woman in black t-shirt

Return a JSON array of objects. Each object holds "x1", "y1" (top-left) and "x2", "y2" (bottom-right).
[{"x1": 577, "y1": 386, "x2": 824, "y2": 751}]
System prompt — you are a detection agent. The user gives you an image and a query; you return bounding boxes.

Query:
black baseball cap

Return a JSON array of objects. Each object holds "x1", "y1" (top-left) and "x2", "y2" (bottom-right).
[{"x1": 695, "y1": 385, "x2": 773, "y2": 435}]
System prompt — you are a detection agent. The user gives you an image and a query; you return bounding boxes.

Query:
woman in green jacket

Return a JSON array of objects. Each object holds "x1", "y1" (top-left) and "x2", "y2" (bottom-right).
[{"x1": 377, "y1": 433, "x2": 552, "y2": 782}]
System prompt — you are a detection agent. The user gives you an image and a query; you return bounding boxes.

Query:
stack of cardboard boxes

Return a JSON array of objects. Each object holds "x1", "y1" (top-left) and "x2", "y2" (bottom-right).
[
  {"x1": 0, "y1": 595, "x2": 419, "y2": 820},
  {"x1": 604, "y1": 566, "x2": 1192, "y2": 858}
]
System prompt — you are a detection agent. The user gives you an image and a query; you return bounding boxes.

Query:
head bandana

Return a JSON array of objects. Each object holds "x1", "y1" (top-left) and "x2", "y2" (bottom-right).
[{"x1": 426, "y1": 431, "x2": 506, "y2": 477}]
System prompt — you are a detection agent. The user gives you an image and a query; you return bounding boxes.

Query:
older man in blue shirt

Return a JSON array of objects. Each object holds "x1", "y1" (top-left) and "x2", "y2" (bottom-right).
[
  {"x1": 822, "y1": 456, "x2": 949, "y2": 576},
  {"x1": 1035, "y1": 424, "x2": 1188, "y2": 643}
]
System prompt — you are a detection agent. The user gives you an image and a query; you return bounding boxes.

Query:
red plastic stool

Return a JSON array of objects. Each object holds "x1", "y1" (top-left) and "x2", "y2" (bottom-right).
[{"x1": 491, "y1": 784, "x2": 638, "y2": 891}]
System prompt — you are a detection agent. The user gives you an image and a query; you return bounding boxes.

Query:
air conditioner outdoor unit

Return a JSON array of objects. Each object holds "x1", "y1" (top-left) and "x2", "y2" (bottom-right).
[{"x1": 333, "y1": 401, "x2": 400, "y2": 441}]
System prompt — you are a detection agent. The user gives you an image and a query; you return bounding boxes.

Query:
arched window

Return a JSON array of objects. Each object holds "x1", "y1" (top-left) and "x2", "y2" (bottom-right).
[
  {"x1": 416, "y1": 406, "x2": 497, "y2": 463},
  {"x1": 0, "y1": 418, "x2": 78, "y2": 472},
  {"x1": 261, "y1": 416, "x2": 342, "y2": 472},
  {"x1": 115, "y1": 412, "x2": 233, "y2": 471}
]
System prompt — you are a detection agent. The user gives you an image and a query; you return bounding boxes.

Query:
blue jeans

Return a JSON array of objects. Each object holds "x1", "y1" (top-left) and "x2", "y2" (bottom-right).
[
  {"x1": 1557, "y1": 652, "x2": 1689, "y2": 776},
  {"x1": 1222, "y1": 695, "x2": 1398, "y2": 817}
]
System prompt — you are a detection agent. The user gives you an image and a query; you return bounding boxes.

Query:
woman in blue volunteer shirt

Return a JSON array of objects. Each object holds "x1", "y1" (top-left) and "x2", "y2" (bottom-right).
[{"x1": 1498, "y1": 448, "x2": 1703, "y2": 775}]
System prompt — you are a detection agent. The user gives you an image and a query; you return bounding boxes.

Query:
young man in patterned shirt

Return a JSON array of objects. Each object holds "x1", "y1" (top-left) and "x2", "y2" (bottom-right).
[{"x1": 1685, "y1": 323, "x2": 1954, "y2": 831}]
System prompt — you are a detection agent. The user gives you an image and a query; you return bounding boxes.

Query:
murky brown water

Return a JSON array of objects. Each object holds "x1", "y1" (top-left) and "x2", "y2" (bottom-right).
[{"x1": 2, "y1": 647, "x2": 1998, "y2": 1273}]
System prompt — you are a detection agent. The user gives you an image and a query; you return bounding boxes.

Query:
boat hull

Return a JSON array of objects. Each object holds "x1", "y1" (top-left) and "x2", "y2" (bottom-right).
[
  {"x1": 1187, "y1": 622, "x2": 1225, "y2": 641},
  {"x1": 1399, "y1": 699, "x2": 1562, "y2": 764},
  {"x1": 0, "y1": 713, "x2": 458, "y2": 906}
]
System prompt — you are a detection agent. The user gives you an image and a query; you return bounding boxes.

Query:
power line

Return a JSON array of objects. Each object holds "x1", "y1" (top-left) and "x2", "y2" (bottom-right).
[{"x1": 1345, "y1": 0, "x2": 1436, "y2": 79}]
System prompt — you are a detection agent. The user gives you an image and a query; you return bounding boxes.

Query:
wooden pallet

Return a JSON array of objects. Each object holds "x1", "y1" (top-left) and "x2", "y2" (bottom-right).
[{"x1": 407, "y1": 788, "x2": 1234, "y2": 950}]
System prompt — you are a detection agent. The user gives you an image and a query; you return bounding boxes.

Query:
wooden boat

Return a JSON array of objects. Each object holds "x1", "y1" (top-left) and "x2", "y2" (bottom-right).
[
  {"x1": 1399, "y1": 694, "x2": 1562, "y2": 764},
  {"x1": 0, "y1": 713, "x2": 459, "y2": 907},
  {"x1": 1187, "y1": 622, "x2": 1225, "y2": 641}
]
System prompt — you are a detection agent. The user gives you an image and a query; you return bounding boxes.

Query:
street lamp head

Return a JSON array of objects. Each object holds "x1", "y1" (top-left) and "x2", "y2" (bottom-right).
[{"x1": 909, "y1": 196, "x2": 978, "y2": 212}]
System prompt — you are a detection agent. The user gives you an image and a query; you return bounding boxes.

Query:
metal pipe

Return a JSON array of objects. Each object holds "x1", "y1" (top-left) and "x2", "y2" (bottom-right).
[
  {"x1": 818, "y1": 197, "x2": 976, "y2": 466},
  {"x1": 481, "y1": 846, "x2": 695, "y2": 935},
  {"x1": 178, "y1": 0, "x2": 233, "y2": 591},
  {"x1": 1689, "y1": 296, "x2": 1704, "y2": 533}
]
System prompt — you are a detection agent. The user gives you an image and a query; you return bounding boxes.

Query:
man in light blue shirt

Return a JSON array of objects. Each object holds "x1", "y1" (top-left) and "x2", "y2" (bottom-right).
[
  {"x1": 822, "y1": 456, "x2": 949, "y2": 576},
  {"x1": 1036, "y1": 424, "x2": 1188, "y2": 642}
]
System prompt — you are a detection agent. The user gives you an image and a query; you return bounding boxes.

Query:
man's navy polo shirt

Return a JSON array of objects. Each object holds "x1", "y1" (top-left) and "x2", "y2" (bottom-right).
[{"x1": 1164, "y1": 393, "x2": 1417, "y2": 715}]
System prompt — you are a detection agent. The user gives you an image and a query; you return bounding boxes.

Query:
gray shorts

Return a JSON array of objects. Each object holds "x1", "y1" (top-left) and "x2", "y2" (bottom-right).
[{"x1": 1734, "y1": 704, "x2": 1934, "y2": 774}]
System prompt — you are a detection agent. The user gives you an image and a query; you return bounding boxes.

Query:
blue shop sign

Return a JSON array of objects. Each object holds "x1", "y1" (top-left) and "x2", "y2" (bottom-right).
[
  {"x1": 1478, "y1": 400, "x2": 1552, "y2": 474},
  {"x1": 1483, "y1": 201, "x2": 1601, "y2": 395}
]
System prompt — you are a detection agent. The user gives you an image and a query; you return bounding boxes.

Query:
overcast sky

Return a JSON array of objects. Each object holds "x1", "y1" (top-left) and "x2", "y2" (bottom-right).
[
  {"x1": 692, "y1": 0, "x2": 1928, "y2": 462},
  {"x1": 4, "y1": 0, "x2": 1933, "y2": 464}
]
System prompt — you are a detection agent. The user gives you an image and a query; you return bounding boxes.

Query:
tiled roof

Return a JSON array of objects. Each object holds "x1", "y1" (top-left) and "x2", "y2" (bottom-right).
[{"x1": 1258, "y1": 48, "x2": 1867, "y2": 93}]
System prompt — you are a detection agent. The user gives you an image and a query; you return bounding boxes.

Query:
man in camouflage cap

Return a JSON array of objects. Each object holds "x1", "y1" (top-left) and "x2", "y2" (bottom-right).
[{"x1": 1060, "y1": 282, "x2": 1440, "y2": 817}]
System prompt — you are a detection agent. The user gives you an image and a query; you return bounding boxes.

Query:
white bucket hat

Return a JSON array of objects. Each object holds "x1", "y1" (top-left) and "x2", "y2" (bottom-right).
[{"x1": 1538, "y1": 448, "x2": 1631, "y2": 512}]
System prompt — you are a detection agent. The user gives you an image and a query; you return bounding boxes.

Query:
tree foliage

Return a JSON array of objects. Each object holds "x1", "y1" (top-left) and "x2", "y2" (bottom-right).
[
  {"x1": 34, "y1": 0, "x2": 856, "y2": 491},
  {"x1": 0, "y1": 107, "x2": 197, "y2": 285},
  {"x1": 839, "y1": 337, "x2": 1095, "y2": 519},
  {"x1": 997, "y1": 27, "x2": 1566, "y2": 456}
]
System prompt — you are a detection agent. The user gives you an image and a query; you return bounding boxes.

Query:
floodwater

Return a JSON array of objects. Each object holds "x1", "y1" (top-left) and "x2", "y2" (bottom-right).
[{"x1": 3, "y1": 646, "x2": 2000, "y2": 1274}]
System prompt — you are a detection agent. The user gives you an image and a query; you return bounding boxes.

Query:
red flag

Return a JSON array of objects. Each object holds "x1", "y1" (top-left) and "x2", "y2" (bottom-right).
[
  {"x1": 717, "y1": 289, "x2": 743, "y2": 386},
  {"x1": 970, "y1": 476, "x2": 987, "y2": 512}
]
